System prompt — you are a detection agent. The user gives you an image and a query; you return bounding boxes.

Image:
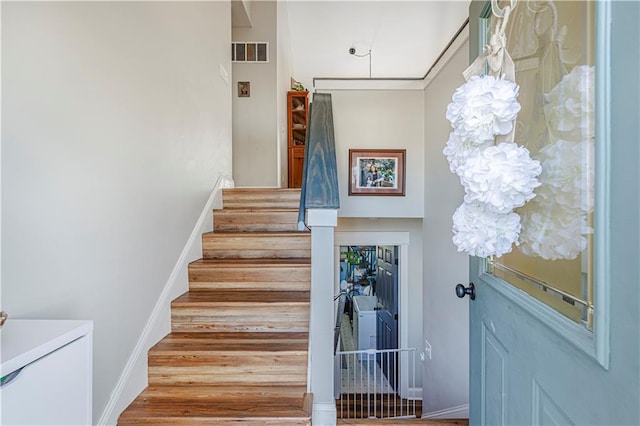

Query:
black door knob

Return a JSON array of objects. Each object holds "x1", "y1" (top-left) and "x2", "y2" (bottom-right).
[{"x1": 456, "y1": 283, "x2": 476, "y2": 300}]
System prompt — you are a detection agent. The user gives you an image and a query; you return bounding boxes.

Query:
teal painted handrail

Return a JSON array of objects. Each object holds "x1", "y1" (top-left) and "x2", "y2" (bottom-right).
[
  {"x1": 297, "y1": 104, "x2": 312, "y2": 230},
  {"x1": 297, "y1": 93, "x2": 340, "y2": 229}
]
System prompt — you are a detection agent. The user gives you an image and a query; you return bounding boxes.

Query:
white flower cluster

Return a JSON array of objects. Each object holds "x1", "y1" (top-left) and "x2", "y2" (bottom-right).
[
  {"x1": 444, "y1": 75, "x2": 541, "y2": 258},
  {"x1": 446, "y1": 75, "x2": 522, "y2": 144},
  {"x1": 518, "y1": 202, "x2": 591, "y2": 261},
  {"x1": 459, "y1": 143, "x2": 542, "y2": 213},
  {"x1": 544, "y1": 65, "x2": 595, "y2": 143},
  {"x1": 518, "y1": 67, "x2": 595, "y2": 260},
  {"x1": 443, "y1": 132, "x2": 493, "y2": 175},
  {"x1": 535, "y1": 139, "x2": 594, "y2": 212},
  {"x1": 452, "y1": 202, "x2": 522, "y2": 258}
]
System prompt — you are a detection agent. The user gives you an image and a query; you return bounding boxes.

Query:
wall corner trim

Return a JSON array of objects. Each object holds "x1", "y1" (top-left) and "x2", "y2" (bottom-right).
[{"x1": 97, "y1": 175, "x2": 232, "y2": 425}]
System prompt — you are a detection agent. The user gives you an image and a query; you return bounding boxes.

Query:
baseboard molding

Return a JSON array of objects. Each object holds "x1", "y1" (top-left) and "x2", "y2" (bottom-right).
[
  {"x1": 97, "y1": 175, "x2": 233, "y2": 425},
  {"x1": 312, "y1": 402, "x2": 337, "y2": 426},
  {"x1": 422, "y1": 403, "x2": 469, "y2": 419}
]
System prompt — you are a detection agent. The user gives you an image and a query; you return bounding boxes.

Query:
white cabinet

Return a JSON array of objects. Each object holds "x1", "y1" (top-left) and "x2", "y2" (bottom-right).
[
  {"x1": 353, "y1": 296, "x2": 377, "y2": 361},
  {"x1": 1, "y1": 320, "x2": 93, "y2": 425}
]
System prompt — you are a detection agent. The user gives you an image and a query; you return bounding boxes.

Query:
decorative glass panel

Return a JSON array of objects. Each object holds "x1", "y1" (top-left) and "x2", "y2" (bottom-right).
[{"x1": 486, "y1": 1, "x2": 596, "y2": 329}]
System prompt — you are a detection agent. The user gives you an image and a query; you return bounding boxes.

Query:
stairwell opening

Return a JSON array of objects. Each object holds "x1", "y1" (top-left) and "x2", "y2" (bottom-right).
[{"x1": 334, "y1": 231, "x2": 420, "y2": 419}]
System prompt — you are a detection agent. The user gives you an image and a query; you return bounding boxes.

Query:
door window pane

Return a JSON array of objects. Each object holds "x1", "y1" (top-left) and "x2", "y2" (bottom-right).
[{"x1": 486, "y1": 1, "x2": 596, "y2": 329}]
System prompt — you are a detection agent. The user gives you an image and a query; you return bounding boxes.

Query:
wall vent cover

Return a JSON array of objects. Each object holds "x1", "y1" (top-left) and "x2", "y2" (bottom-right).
[{"x1": 232, "y1": 42, "x2": 269, "y2": 63}]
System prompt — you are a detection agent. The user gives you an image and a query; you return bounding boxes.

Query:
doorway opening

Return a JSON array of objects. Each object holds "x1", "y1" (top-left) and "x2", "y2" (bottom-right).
[
  {"x1": 333, "y1": 232, "x2": 418, "y2": 419},
  {"x1": 337, "y1": 244, "x2": 399, "y2": 382}
]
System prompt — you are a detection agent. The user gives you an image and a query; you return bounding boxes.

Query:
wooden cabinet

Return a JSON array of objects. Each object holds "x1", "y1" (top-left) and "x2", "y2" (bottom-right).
[{"x1": 287, "y1": 91, "x2": 308, "y2": 188}]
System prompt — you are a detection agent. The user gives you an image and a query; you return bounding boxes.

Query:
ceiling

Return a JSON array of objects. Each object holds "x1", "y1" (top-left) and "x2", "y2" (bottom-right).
[{"x1": 285, "y1": 1, "x2": 471, "y2": 90}]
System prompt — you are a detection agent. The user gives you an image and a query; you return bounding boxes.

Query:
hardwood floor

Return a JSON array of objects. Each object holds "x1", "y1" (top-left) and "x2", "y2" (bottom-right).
[
  {"x1": 337, "y1": 393, "x2": 422, "y2": 419},
  {"x1": 118, "y1": 188, "x2": 312, "y2": 425}
]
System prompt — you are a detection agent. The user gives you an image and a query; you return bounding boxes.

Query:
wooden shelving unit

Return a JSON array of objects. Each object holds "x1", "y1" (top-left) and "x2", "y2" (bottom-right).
[{"x1": 287, "y1": 90, "x2": 309, "y2": 188}]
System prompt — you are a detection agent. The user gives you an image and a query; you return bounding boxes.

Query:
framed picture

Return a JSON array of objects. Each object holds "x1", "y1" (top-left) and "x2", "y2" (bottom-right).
[
  {"x1": 238, "y1": 81, "x2": 250, "y2": 97},
  {"x1": 349, "y1": 149, "x2": 406, "y2": 196}
]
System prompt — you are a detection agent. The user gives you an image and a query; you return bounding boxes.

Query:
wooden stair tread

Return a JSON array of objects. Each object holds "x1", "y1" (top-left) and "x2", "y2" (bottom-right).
[
  {"x1": 120, "y1": 401, "x2": 310, "y2": 421},
  {"x1": 190, "y1": 258, "x2": 311, "y2": 267},
  {"x1": 151, "y1": 332, "x2": 309, "y2": 353},
  {"x1": 223, "y1": 188, "x2": 301, "y2": 193},
  {"x1": 173, "y1": 290, "x2": 310, "y2": 304},
  {"x1": 203, "y1": 231, "x2": 309, "y2": 237},
  {"x1": 215, "y1": 207, "x2": 299, "y2": 212}
]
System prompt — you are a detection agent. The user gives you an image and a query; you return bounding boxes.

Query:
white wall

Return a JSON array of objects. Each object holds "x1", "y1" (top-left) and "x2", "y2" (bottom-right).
[
  {"x1": 1, "y1": 2, "x2": 232, "y2": 422},
  {"x1": 232, "y1": 1, "x2": 278, "y2": 187},
  {"x1": 329, "y1": 90, "x2": 424, "y2": 218},
  {"x1": 277, "y1": 2, "x2": 294, "y2": 188},
  {"x1": 422, "y1": 33, "x2": 470, "y2": 415}
]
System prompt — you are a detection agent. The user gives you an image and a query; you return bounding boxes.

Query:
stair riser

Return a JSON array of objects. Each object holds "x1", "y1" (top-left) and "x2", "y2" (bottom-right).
[
  {"x1": 149, "y1": 354, "x2": 307, "y2": 368},
  {"x1": 154, "y1": 332, "x2": 309, "y2": 348},
  {"x1": 140, "y1": 386, "x2": 308, "y2": 402},
  {"x1": 214, "y1": 210, "x2": 300, "y2": 232},
  {"x1": 222, "y1": 189, "x2": 301, "y2": 210},
  {"x1": 189, "y1": 266, "x2": 310, "y2": 292},
  {"x1": 190, "y1": 280, "x2": 309, "y2": 292},
  {"x1": 149, "y1": 363, "x2": 307, "y2": 387},
  {"x1": 202, "y1": 235, "x2": 310, "y2": 260},
  {"x1": 203, "y1": 249, "x2": 311, "y2": 260},
  {"x1": 171, "y1": 306, "x2": 309, "y2": 333}
]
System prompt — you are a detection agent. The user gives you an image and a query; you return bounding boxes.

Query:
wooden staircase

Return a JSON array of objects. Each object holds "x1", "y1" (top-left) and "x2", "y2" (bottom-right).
[{"x1": 119, "y1": 188, "x2": 313, "y2": 425}]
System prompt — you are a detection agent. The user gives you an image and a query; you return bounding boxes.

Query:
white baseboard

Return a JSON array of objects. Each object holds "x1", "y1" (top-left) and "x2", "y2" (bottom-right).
[
  {"x1": 422, "y1": 403, "x2": 469, "y2": 419},
  {"x1": 312, "y1": 402, "x2": 337, "y2": 426},
  {"x1": 97, "y1": 175, "x2": 233, "y2": 425}
]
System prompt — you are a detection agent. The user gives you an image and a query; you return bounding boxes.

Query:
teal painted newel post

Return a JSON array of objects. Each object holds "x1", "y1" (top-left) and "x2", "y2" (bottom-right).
[{"x1": 300, "y1": 92, "x2": 340, "y2": 425}]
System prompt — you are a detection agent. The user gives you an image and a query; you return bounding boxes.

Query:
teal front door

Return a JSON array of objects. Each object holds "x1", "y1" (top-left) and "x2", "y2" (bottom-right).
[{"x1": 465, "y1": 1, "x2": 639, "y2": 424}]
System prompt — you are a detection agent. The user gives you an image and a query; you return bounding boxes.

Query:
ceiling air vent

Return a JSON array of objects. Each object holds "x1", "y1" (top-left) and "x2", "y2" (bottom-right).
[{"x1": 232, "y1": 42, "x2": 269, "y2": 63}]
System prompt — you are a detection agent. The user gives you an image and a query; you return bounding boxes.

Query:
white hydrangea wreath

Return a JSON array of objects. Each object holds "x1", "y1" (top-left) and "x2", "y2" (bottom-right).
[{"x1": 444, "y1": 73, "x2": 541, "y2": 257}]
